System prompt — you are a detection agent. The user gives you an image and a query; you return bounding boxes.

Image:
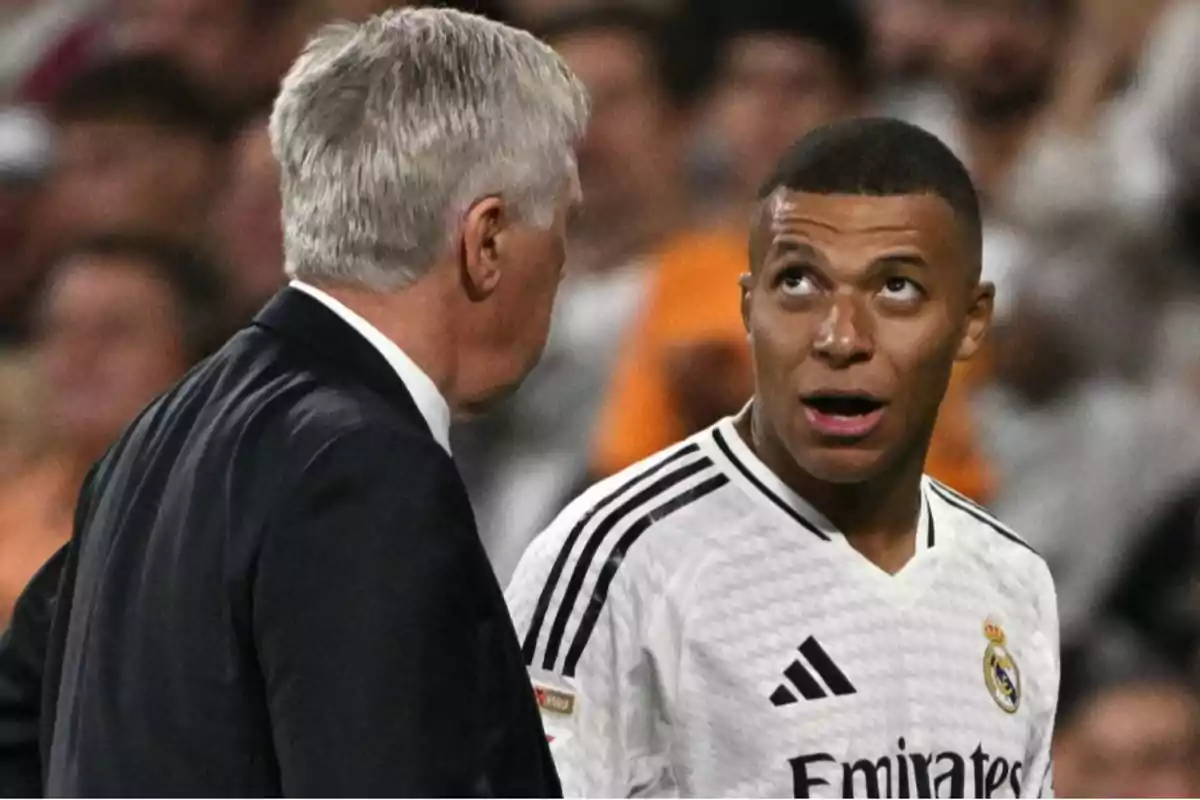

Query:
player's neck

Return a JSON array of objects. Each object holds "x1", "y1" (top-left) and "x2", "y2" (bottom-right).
[
  {"x1": 824, "y1": 466, "x2": 925, "y2": 574},
  {"x1": 738, "y1": 413, "x2": 926, "y2": 574}
]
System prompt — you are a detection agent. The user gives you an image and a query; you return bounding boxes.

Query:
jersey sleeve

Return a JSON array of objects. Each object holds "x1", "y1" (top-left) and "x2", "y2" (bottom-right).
[
  {"x1": 1024, "y1": 561, "x2": 1061, "y2": 798},
  {"x1": 506, "y1": 516, "x2": 674, "y2": 798}
]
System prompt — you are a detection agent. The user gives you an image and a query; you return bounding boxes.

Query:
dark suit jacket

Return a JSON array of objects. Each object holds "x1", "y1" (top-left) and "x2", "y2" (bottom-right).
[
  {"x1": 0, "y1": 288, "x2": 561, "y2": 797},
  {"x1": 0, "y1": 546, "x2": 66, "y2": 796}
]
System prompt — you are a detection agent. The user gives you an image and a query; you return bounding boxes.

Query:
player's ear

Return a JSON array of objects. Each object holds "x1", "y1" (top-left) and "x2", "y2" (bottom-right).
[
  {"x1": 956, "y1": 280, "x2": 994, "y2": 361},
  {"x1": 460, "y1": 195, "x2": 507, "y2": 301},
  {"x1": 739, "y1": 272, "x2": 754, "y2": 338}
]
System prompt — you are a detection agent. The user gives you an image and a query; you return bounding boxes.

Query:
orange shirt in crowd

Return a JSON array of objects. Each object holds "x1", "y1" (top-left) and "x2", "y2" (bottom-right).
[
  {"x1": 592, "y1": 227, "x2": 994, "y2": 504},
  {"x1": 593, "y1": 229, "x2": 746, "y2": 474},
  {"x1": 0, "y1": 454, "x2": 76, "y2": 628}
]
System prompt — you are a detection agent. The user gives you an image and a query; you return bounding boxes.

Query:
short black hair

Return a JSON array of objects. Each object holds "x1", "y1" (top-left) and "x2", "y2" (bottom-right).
[
  {"x1": 711, "y1": 0, "x2": 870, "y2": 93},
  {"x1": 757, "y1": 117, "x2": 982, "y2": 267},
  {"x1": 52, "y1": 234, "x2": 231, "y2": 364},
  {"x1": 51, "y1": 54, "x2": 231, "y2": 144},
  {"x1": 532, "y1": 4, "x2": 714, "y2": 111}
]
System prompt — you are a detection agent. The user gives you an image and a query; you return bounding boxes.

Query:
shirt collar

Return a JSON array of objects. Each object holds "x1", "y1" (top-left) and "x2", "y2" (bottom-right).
[{"x1": 289, "y1": 280, "x2": 452, "y2": 454}]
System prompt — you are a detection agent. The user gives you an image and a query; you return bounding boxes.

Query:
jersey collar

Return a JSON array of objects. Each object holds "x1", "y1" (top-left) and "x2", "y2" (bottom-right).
[{"x1": 708, "y1": 414, "x2": 935, "y2": 553}]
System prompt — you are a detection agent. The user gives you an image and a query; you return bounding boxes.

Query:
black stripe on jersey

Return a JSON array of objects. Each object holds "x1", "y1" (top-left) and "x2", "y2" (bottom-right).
[
  {"x1": 521, "y1": 442, "x2": 701, "y2": 666},
  {"x1": 562, "y1": 472, "x2": 729, "y2": 677},
  {"x1": 928, "y1": 480, "x2": 1038, "y2": 556},
  {"x1": 542, "y1": 457, "x2": 716, "y2": 672},
  {"x1": 932, "y1": 478, "x2": 993, "y2": 516},
  {"x1": 770, "y1": 685, "x2": 800, "y2": 706},
  {"x1": 783, "y1": 660, "x2": 827, "y2": 700},
  {"x1": 711, "y1": 428, "x2": 829, "y2": 542},
  {"x1": 799, "y1": 636, "x2": 856, "y2": 696},
  {"x1": 927, "y1": 505, "x2": 936, "y2": 548}
]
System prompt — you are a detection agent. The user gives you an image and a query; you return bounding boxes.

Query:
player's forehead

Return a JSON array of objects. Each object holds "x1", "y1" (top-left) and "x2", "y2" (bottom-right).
[{"x1": 755, "y1": 188, "x2": 967, "y2": 270}]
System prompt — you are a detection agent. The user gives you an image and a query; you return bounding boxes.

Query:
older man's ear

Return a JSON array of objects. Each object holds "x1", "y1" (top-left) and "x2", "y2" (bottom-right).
[{"x1": 460, "y1": 196, "x2": 507, "y2": 300}]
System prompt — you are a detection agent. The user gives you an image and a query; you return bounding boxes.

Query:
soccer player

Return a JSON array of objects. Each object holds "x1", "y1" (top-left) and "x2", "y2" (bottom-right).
[{"x1": 507, "y1": 117, "x2": 1059, "y2": 798}]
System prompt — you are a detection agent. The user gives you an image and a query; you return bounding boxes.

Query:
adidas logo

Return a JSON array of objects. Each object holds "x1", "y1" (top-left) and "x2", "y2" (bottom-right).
[{"x1": 770, "y1": 636, "x2": 857, "y2": 706}]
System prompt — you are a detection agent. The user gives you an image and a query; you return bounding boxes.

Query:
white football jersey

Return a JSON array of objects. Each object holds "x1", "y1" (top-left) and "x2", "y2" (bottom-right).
[{"x1": 506, "y1": 417, "x2": 1059, "y2": 799}]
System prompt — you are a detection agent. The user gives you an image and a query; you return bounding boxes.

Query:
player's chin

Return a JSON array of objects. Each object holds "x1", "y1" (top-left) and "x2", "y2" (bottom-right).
[{"x1": 792, "y1": 443, "x2": 892, "y2": 485}]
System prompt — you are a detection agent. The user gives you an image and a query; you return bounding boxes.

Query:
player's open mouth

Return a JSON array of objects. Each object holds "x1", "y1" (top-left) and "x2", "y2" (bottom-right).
[{"x1": 800, "y1": 393, "x2": 887, "y2": 439}]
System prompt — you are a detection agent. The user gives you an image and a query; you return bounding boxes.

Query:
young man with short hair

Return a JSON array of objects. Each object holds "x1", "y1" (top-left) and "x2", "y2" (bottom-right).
[{"x1": 508, "y1": 118, "x2": 1059, "y2": 798}]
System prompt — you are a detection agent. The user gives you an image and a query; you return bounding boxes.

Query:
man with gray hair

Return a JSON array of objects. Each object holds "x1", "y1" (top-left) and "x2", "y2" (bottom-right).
[{"x1": 0, "y1": 8, "x2": 586, "y2": 796}]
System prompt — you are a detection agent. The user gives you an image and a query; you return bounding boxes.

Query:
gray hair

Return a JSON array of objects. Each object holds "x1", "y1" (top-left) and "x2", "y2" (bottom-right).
[{"x1": 269, "y1": 8, "x2": 589, "y2": 290}]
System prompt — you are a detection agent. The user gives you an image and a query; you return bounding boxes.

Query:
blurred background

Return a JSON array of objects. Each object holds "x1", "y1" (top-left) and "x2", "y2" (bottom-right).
[{"x1": 0, "y1": 0, "x2": 1198, "y2": 794}]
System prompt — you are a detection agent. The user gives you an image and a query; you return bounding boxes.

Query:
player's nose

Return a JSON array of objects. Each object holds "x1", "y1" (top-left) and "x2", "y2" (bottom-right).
[{"x1": 811, "y1": 294, "x2": 874, "y2": 366}]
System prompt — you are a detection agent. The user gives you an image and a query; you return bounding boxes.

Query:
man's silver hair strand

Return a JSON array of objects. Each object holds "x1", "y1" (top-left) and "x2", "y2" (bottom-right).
[{"x1": 269, "y1": 8, "x2": 589, "y2": 290}]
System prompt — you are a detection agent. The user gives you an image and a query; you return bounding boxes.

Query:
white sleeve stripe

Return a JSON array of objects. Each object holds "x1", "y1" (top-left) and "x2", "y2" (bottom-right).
[
  {"x1": 541, "y1": 457, "x2": 716, "y2": 673},
  {"x1": 520, "y1": 442, "x2": 702, "y2": 667}
]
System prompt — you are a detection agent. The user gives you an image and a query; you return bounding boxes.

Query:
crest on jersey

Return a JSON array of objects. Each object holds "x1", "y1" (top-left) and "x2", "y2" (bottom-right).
[{"x1": 982, "y1": 619, "x2": 1021, "y2": 714}]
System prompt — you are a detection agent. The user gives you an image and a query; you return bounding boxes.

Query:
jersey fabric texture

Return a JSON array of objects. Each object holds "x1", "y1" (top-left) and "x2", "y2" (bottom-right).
[{"x1": 507, "y1": 417, "x2": 1060, "y2": 798}]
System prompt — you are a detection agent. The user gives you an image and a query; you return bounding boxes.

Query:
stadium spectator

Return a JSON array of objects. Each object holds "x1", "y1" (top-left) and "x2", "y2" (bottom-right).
[
  {"x1": 698, "y1": 0, "x2": 870, "y2": 225},
  {"x1": 914, "y1": 0, "x2": 1069, "y2": 204},
  {"x1": 1054, "y1": 637, "x2": 1200, "y2": 798},
  {"x1": 536, "y1": 5, "x2": 698, "y2": 274},
  {"x1": 454, "y1": 3, "x2": 710, "y2": 582},
  {"x1": 863, "y1": 0, "x2": 942, "y2": 95},
  {"x1": 1005, "y1": 0, "x2": 1200, "y2": 241},
  {"x1": 111, "y1": 0, "x2": 317, "y2": 117},
  {"x1": 901, "y1": 0, "x2": 1070, "y2": 318},
  {"x1": 980, "y1": 232, "x2": 1200, "y2": 644},
  {"x1": 0, "y1": 235, "x2": 226, "y2": 628},
  {"x1": 209, "y1": 113, "x2": 284, "y2": 325},
  {"x1": 13, "y1": 55, "x2": 229, "y2": 343}
]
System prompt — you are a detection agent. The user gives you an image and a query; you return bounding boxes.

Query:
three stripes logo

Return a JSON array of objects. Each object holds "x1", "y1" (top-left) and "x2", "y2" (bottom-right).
[{"x1": 770, "y1": 636, "x2": 857, "y2": 706}]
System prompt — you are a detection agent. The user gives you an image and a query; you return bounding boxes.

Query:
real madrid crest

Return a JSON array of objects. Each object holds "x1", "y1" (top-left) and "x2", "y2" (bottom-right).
[{"x1": 982, "y1": 619, "x2": 1020, "y2": 714}]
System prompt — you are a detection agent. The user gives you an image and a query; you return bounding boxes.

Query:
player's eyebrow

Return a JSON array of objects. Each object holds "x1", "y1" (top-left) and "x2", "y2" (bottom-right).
[
  {"x1": 871, "y1": 253, "x2": 928, "y2": 270},
  {"x1": 768, "y1": 239, "x2": 821, "y2": 263}
]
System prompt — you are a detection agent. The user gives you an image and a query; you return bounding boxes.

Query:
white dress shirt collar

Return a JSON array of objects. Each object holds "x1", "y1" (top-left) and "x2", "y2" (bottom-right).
[{"x1": 289, "y1": 280, "x2": 452, "y2": 453}]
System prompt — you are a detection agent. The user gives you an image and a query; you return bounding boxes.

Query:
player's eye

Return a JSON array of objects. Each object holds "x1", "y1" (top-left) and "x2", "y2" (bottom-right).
[
  {"x1": 879, "y1": 276, "x2": 923, "y2": 302},
  {"x1": 777, "y1": 267, "x2": 820, "y2": 298}
]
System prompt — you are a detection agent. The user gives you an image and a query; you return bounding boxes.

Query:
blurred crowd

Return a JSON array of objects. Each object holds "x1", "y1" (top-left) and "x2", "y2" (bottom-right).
[{"x1": 1, "y1": 0, "x2": 1199, "y2": 795}]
